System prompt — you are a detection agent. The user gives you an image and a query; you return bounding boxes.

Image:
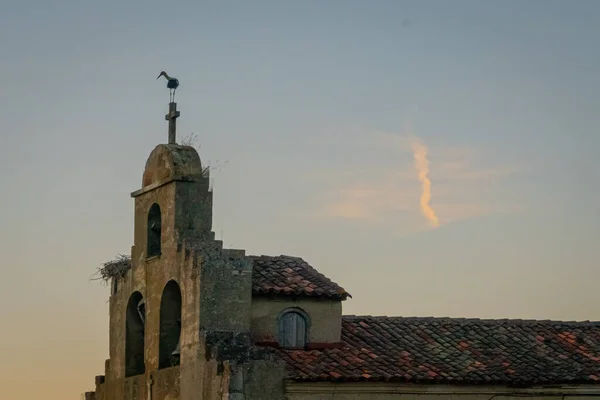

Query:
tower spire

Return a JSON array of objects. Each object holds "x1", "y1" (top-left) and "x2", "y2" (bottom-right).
[
  {"x1": 165, "y1": 102, "x2": 180, "y2": 144},
  {"x1": 157, "y1": 71, "x2": 181, "y2": 144}
]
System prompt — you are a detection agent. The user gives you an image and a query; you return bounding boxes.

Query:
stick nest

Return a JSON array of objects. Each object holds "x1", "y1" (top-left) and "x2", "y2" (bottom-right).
[{"x1": 91, "y1": 254, "x2": 132, "y2": 285}]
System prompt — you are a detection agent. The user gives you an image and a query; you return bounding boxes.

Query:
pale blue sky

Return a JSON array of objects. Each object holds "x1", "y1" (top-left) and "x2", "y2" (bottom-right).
[{"x1": 0, "y1": 1, "x2": 599, "y2": 398}]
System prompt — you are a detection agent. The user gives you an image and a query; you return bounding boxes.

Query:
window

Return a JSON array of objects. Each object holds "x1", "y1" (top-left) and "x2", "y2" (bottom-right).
[
  {"x1": 159, "y1": 280, "x2": 182, "y2": 369},
  {"x1": 147, "y1": 203, "x2": 162, "y2": 258},
  {"x1": 278, "y1": 308, "x2": 310, "y2": 348},
  {"x1": 125, "y1": 292, "x2": 145, "y2": 377}
]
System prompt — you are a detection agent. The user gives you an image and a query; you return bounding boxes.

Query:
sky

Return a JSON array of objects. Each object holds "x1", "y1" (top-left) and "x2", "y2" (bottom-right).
[{"x1": 0, "y1": 0, "x2": 599, "y2": 398}]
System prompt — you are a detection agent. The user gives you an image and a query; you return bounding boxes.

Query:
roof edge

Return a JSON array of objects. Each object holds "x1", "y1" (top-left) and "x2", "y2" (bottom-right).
[
  {"x1": 342, "y1": 314, "x2": 600, "y2": 325},
  {"x1": 285, "y1": 380, "x2": 600, "y2": 392},
  {"x1": 252, "y1": 290, "x2": 350, "y2": 301}
]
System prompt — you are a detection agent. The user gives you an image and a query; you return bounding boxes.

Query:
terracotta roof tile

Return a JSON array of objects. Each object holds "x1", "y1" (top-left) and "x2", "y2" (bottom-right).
[
  {"x1": 108, "y1": 254, "x2": 348, "y2": 300},
  {"x1": 275, "y1": 315, "x2": 600, "y2": 385},
  {"x1": 249, "y1": 255, "x2": 350, "y2": 300}
]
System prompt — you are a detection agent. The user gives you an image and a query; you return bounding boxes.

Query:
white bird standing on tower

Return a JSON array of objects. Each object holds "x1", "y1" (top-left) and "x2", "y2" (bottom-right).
[{"x1": 157, "y1": 71, "x2": 179, "y2": 102}]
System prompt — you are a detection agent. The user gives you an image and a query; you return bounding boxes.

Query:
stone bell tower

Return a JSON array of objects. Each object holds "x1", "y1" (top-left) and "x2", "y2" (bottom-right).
[
  {"x1": 86, "y1": 90, "x2": 285, "y2": 400},
  {"x1": 131, "y1": 143, "x2": 213, "y2": 263}
]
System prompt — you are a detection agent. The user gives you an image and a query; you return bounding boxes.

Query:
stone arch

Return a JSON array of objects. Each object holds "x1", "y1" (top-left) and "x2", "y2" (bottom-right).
[
  {"x1": 277, "y1": 307, "x2": 311, "y2": 348},
  {"x1": 125, "y1": 291, "x2": 145, "y2": 377},
  {"x1": 147, "y1": 203, "x2": 162, "y2": 257},
  {"x1": 159, "y1": 280, "x2": 182, "y2": 369}
]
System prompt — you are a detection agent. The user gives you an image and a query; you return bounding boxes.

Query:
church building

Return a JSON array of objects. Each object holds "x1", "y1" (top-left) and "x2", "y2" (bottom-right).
[{"x1": 85, "y1": 97, "x2": 600, "y2": 400}]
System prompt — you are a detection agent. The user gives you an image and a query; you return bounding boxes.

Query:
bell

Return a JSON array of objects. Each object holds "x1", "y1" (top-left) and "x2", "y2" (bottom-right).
[
  {"x1": 137, "y1": 299, "x2": 146, "y2": 323},
  {"x1": 171, "y1": 338, "x2": 181, "y2": 356},
  {"x1": 171, "y1": 319, "x2": 181, "y2": 356},
  {"x1": 169, "y1": 336, "x2": 181, "y2": 367},
  {"x1": 150, "y1": 220, "x2": 161, "y2": 232}
]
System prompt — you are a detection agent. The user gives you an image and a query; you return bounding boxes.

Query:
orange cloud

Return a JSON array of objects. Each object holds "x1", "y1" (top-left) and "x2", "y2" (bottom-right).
[
  {"x1": 300, "y1": 129, "x2": 521, "y2": 232},
  {"x1": 411, "y1": 138, "x2": 440, "y2": 227},
  {"x1": 323, "y1": 201, "x2": 372, "y2": 220},
  {"x1": 320, "y1": 184, "x2": 413, "y2": 222}
]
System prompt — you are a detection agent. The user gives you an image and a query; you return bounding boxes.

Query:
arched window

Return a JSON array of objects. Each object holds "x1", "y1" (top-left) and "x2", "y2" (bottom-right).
[
  {"x1": 278, "y1": 308, "x2": 310, "y2": 349},
  {"x1": 147, "y1": 203, "x2": 162, "y2": 257},
  {"x1": 125, "y1": 291, "x2": 145, "y2": 377},
  {"x1": 159, "y1": 280, "x2": 182, "y2": 369}
]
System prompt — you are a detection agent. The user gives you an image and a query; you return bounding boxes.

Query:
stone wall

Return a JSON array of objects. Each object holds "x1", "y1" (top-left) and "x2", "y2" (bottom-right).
[{"x1": 251, "y1": 297, "x2": 342, "y2": 344}]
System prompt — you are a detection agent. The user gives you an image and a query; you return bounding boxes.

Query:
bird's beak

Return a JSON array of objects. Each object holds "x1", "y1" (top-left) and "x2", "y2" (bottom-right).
[{"x1": 156, "y1": 74, "x2": 162, "y2": 79}]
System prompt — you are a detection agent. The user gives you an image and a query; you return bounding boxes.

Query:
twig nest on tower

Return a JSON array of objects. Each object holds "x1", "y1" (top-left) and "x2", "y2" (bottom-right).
[{"x1": 92, "y1": 254, "x2": 132, "y2": 284}]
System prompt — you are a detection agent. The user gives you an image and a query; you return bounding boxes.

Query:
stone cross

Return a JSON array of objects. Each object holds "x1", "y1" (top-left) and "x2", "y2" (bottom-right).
[{"x1": 165, "y1": 102, "x2": 181, "y2": 144}]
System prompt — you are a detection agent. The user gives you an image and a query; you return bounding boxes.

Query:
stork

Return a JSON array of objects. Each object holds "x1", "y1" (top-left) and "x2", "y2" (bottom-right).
[{"x1": 157, "y1": 71, "x2": 179, "y2": 102}]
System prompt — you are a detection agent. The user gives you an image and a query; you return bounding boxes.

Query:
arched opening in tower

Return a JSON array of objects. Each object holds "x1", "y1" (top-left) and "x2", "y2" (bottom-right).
[
  {"x1": 147, "y1": 203, "x2": 162, "y2": 257},
  {"x1": 125, "y1": 291, "x2": 145, "y2": 377},
  {"x1": 159, "y1": 280, "x2": 182, "y2": 369}
]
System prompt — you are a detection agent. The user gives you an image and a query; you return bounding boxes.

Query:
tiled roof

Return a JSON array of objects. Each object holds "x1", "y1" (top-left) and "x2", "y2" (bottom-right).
[
  {"x1": 275, "y1": 315, "x2": 600, "y2": 385},
  {"x1": 249, "y1": 255, "x2": 350, "y2": 300}
]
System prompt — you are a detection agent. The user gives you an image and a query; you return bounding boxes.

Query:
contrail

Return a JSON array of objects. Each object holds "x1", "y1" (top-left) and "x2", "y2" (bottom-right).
[{"x1": 411, "y1": 138, "x2": 440, "y2": 227}]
